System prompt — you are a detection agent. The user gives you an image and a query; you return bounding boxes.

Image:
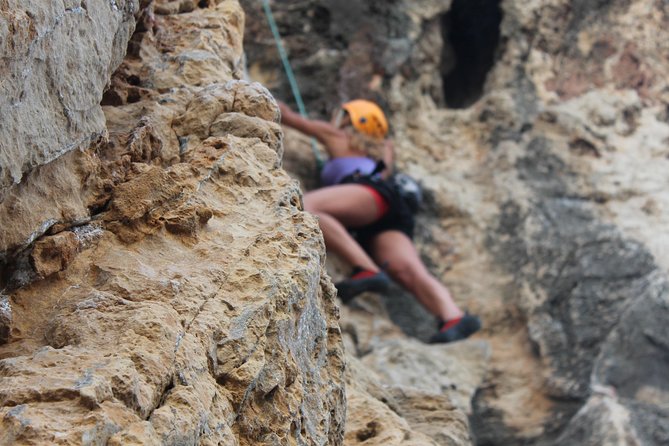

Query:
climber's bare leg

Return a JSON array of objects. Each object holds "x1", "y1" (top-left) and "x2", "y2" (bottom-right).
[
  {"x1": 303, "y1": 184, "x2": 381, "y2": 272},
  {"x1": 368, "y1": 230, "x2": 464, "y2": 321}
]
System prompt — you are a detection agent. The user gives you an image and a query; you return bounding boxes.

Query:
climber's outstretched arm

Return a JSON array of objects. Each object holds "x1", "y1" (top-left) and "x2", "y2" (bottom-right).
[{"x1": 277, "y1": 101, "x2": 345, "y2": 152}]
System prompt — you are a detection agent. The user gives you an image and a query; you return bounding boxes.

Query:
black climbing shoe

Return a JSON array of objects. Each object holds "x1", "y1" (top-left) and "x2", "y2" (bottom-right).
[
  {"x1": 336, "y1": 269, "x2": 391, "y2": 303},
  {"x1": 430, "y1": 314, "x2": 481, "y2": 344}
]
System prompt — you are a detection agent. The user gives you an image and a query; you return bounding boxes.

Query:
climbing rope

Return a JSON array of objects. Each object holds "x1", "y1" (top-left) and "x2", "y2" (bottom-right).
[{"x1": 261, "y1": 0, "x2": 325, "y2": 170}]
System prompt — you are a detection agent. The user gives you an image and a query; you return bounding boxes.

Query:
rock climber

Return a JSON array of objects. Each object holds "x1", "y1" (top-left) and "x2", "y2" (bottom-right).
[{"x1": 278, "y1": 99, "x2": 481, "y2": 343}]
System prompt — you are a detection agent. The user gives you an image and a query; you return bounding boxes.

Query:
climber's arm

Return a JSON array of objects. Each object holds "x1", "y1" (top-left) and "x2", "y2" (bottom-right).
[{"x1": 277, "y1": 101, "x2": 343, "y2": 150}]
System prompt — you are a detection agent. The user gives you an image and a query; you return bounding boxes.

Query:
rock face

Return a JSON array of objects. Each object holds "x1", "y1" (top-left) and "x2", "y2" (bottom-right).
[
  {"x1": 0, "y1": 0, "x2": 480, "y2": 444},
  {"x1": 0, "y1": 0, "x2": 139, "y2": 270},
  {"x1": 241, "y1": 0, "x2": 669, "y2": 444},
  {"x1": 0, "y1": 1, "x2": 346, "y2": 444},
  {"x1": 339, "y1": 294, "x2": 487, "y2": 445},
  {"x1": 0, "y1": 0, "x2": 138, "y2": 193},
  {"x1": 3, "y1": 0, "x2": 668, "y2": 444}
]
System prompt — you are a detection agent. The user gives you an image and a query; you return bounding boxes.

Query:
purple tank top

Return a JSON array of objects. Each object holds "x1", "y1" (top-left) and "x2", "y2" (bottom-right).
[{"x1": 320, "y1": 157, "x2": 377, "y2": 186}]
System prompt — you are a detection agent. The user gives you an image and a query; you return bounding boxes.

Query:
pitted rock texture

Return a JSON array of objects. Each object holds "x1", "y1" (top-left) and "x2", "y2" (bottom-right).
[
  {"x1": 338, "y1": 294, "x2": 486, "y2": 445},
  {"x1": 242, "y1": 0, "x2": 669, "y2": 444},
  {"x1": 3, "y1": 0, "x2": 668, "y2": 444},
  {"x1": 0, "y1": 0, "x2": 138, "y2": 193},
  {"x1": 0, "y1": 0, "x2": 140, "y2": 272},
  {"x1": 1, "y1": 1, "x2": 346, "y2": 444}
]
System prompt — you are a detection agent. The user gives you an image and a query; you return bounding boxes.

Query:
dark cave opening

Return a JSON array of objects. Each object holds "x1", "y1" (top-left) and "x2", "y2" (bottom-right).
[{"x1": 441, "y1": 0, "x2": 503, "y2": 108}]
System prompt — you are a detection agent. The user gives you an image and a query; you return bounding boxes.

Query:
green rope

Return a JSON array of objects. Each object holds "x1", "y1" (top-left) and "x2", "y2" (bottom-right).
[{"x1": 261, "y1": 0, "x2": 324, "y2": 170}]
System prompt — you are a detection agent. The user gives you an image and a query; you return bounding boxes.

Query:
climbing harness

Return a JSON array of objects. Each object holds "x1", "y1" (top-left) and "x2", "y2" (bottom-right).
[
  {"x1": 391, "y1": 173, "x2": 423, "y2": 212},
  {"x1": 261, "y1": 0, "x2": 325, "y2": 170}
]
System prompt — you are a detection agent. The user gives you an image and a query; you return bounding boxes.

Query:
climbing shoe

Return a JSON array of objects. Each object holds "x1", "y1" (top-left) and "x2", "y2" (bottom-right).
[
  {"x1": 336, "y1": 268, "x2": 391, "y2": 303},
  {"x1": 430, "y1": 314, "x2": 481, "y2": 344}
]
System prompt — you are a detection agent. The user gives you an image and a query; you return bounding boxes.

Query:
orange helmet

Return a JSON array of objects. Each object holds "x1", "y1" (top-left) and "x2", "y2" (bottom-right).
[{"x1": 341, "y1": 99, "x2": 388, "y2": 139}]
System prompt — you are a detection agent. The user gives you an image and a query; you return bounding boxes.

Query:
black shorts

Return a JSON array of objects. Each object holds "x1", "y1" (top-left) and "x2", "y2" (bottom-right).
[{"x1": 341, "y1": 174, "x2": 415, "y2": 245}]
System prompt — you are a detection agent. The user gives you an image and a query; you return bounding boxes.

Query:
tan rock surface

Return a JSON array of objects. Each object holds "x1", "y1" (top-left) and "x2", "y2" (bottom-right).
[
  {"x1": 389, "y1": 387, "x2": 471, "y2": 446},
  {"x1": 340, "y1": 296, "x2": 483, "y2": 446},
  {"x1": 243, "y1": 0, "x2": 669, "y2": 444},
  {"x1": 1, "y1": 1, "x2": 346, "y2": 444},
  {"x1": 361, "y1": 338, "x2": 489, "y2": 415},
  {"x1": 5, "y1": 0, "x2": 669, "y2": 444},
  {"x1": 0, "y1": 0, "x2": 138, "y2": 193},
  {"x1": 344, "y1": 353, "x2": 472, "y2": 446}
]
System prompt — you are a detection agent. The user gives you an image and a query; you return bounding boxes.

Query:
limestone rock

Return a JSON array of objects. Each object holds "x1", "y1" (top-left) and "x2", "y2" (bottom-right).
[
  {"x1": 0, "y1": 0, "x2": 139, "y2": 193},
  {"x1": 0, "y1": 147, "x2": 100, "y2": 270},
  {"x1": 173, "y1": 81, "x2": 281, "y2": 148},
  {"x1": 338, "y1": 294, "x2": 407, "y2": 356},
  {"x1": 3, "y1": 0, "x2": 668, "y2": 443},
  {"x1": 243, "y1": 0, "x2": 669, "y2": 444},
  {"x1": 344, "y1": 353, "x2": 473, "y2": 446},
  {"x1": 362, "y1": 338, "x2": 489, "y2": 414},
  {"x1": 0, "y1": 1, "x2": 346, "y2": 445},
  {"x1": 340, "y1": 297, "x2": 483, "y2": 445},
  {"x1": 30, "y1": 231, "x2": 79, "y2": 278},
  {"x1": 389, "y1": 387, "x2": 472, "y2": 446},
  {"x1": 0, "y1": 0, "x2": 139, "y2": 273},
  {"x1": 554, "y1": 393, "x2": 654, "y2": 446},
  {"x1": 132, "y1": 0, "x2": 246, "y2": 89},
  {"x1": 345, "y1": 386, "x2": 439, "y2": 446}
]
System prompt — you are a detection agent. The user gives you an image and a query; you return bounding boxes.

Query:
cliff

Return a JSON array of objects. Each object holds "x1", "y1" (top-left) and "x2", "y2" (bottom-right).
[
  {"x1": 1, "y1": 0, "x2": 668, "y2": 445},
  {"x1": 1, "y1": 1, "x2": 348, "y2": 444},
  {"x1": 242, "y1": 0, "x2": 669, "y2": 445},
  {"x1": 0, "y1": 0, "x2": 479, "y2": 444}
]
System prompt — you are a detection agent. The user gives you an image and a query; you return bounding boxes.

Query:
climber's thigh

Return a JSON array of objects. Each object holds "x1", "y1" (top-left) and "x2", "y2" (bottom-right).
[
  {"x1": 303, "y1": 184, "x2": 380, "y2": 227},
  {"x1": 368, "y1": 230, "x2": 427, "y2": 276}
]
